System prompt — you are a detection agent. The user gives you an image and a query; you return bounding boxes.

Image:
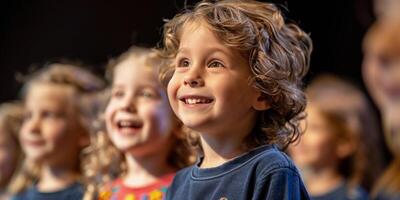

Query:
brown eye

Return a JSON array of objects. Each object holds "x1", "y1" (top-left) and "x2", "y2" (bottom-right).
[
  {"x1": 208, "y1": 61, "x2": 224, "y2": 68},
  {"x1": 177, "y1": 59, "x2": 190, "y2": 68}
]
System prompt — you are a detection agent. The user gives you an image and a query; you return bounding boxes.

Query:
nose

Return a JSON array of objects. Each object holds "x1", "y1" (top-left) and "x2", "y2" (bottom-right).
[
  {"x1": 183, "y1": 66, "x2": 205, "y2": 88},
  {"x1": 25, "y1": 115, "x2": 41, "y2": 135},
  {"x1": 120, "y1": 94, "x2": 137, "y2": 113}
]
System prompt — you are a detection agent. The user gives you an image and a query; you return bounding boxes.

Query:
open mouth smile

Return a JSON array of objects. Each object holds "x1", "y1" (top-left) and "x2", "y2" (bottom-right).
[
  {"x1": 179, "y1": 96, "x2": 214, "y2": 105},
  {"x1": 115, "y1": 119, "x2": 143, "y2": 135}
]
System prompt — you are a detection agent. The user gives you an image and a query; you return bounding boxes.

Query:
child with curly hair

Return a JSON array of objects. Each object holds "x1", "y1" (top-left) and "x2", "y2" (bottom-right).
[
  {"x1": 158, "y1": 0, "x2": 313, "y2": 199},
  {"x1": 10, "y1": 63, "x2": 105, "y2": 200},
  {"x1": 83, "y1": 46, "x2": 195, "y2": 200}
]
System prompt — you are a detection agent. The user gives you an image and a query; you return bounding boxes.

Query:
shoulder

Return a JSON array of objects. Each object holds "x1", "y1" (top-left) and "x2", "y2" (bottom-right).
[
  {"x1": 170, "y1": 165, "x2": 194, "y2": 185},
  {"x1": 348, "y1": 185, "x2": 368, "y2": 200},
  {"x1": 11, "y1": 187, "x2": 35, "y2": 200},
  {"x1": 252, "y1": 145, "x2": 299, "y2": 176},
  {"x1": 63, "y1": 182, "x2": 84, "y2": 198}
]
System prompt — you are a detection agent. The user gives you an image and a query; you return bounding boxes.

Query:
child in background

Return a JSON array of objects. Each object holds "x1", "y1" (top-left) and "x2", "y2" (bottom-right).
[
  {"x1": 9, "y1": 63, "x2": 105, "y2": 200},
  {"x1": 362, "y1": 14, "x2": 400, "y2": 200},
  {"x1": 0, "y1": 102, "x2": 24, "y2": 199},
  {"x1": 158, "y1": 0, "x2": 312, "y2": 199},
  {"x1": 289, "y1": 75, "x2": 386, "y2": 200},
  {"x1": 83, "y1": 46, "x2": 194, "y2": 200}
]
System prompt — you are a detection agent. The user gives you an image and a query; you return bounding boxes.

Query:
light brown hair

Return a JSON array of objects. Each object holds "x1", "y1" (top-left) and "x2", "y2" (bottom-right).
[
  {"x1": 158, "y1": 0, "x2": 312, "y2": 149},
  {"x1": 306, "y1": 74, "x2": 386, "y2": 191},
  {"x1": 82, "y1": 46, "x2": 195, "y2": 200},
  {"x1": 9, "y1": 62, "x2": 105, "y2": 194}
]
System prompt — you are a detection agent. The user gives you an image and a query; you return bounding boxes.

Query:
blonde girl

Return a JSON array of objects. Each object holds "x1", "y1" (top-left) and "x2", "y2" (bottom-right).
[
  {"x1": 83, "y1": 46, "x2": 194, "y2": 200},
  {"x1": 10, "y1": 63, "x2": 105, "y2": 200}
]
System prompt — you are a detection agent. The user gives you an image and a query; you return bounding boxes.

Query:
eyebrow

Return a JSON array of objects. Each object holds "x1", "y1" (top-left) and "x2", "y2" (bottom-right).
[{"x1": 177, "y1": 46, "x2": 232, "y2": 57}]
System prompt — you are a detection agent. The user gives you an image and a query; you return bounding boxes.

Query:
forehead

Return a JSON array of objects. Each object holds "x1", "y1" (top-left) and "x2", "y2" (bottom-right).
[
  {"x1": 365, "y1": 22, "x2": 400, "y2": 57},
  {"x1": 180, "y1": 20, "x2": 216, "y2": 43},
  {"x1": 113, "y1": 56, "x2": 159, "y2": 86},
  {"x1": 25, "y1": 83, "x2": 75, "y2": 109},
  {"x1": 179, "y1": 20, "x2": 240, "y2": 55}
]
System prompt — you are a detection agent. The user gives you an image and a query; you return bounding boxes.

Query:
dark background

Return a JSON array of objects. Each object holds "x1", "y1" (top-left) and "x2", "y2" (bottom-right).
[{"x1": 0, "y1": 0, "x2": 375, "y2": 103}]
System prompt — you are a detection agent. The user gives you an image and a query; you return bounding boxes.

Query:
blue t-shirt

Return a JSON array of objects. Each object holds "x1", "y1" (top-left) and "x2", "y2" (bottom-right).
[
  {"x1": 311, "y1": 182, "x2": 368, "y2": 200},
  {"x1": 166, "y1": 144, "x2": 310, "y2": 200},
  {"x1": 12, "y1": 182, "x2": 84, "y2": 200},
  {"x1": 373, "y1": 192, "x2": 400, "y2": 200}
]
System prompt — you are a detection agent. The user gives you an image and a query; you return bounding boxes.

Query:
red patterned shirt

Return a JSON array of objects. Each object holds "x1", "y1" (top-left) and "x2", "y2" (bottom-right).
[{"x1": 99, "y1": 173, "x2": 175, "y2": 200}]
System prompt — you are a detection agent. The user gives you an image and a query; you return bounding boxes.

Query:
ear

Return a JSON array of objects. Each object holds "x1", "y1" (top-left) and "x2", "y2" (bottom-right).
[{"x1": 252, "y1": 92, "x2": 271, "y2": 111}]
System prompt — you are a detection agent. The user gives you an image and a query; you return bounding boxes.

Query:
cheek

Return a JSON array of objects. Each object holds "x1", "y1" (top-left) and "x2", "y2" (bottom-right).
[
  {"x1": 167, "y1": 74, "x2": 179, "y2": 100},
  {"x1": 19, "y1": 124, "x2": 31, "y2": 145},
  {"x1": 363, "y1": 60, "x2": 382, "y2": 92},
  {"x1": 43, "y1": 122, "x2": 70, "y2": 143},
  {"x1": 303, "y1": 131, "x2": 332, "y2": 151},
  {"x1": 140, "y1": 102, "x2": 173, "y2": 133},
  {"x1": 167, "y1": 77, "x2": 180, "y2": 113},
  {"x1": 104, "y1": 102, "x2": 116, "y2": 130}
]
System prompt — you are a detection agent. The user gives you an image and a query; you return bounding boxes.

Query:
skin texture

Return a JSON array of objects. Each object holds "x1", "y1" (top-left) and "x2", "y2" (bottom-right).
[
  {"x1": 167, "y1": 22, "x2": 267, "y2": 168},
  {"x1": 20, "y1": 83, "x2": 86, "y2": 192},
  {"x1": 105, "y1": 55, "x2": 176, "y2": 188},
  {"x1": 105, "y1": 56, "x2": 174, "y2": 158},
  {"x1": 289, "y1": 104, "x2": 341, "y2": 170},
  {"x1": 20, "y1": 83, "x2": 84, "y2": 167}
]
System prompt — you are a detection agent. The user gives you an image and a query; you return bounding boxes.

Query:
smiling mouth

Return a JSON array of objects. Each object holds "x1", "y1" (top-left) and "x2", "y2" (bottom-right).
[
  {"x1": 117, "y1": 120, "x2": 143, "y2": 129},
  {"x1": 179, "y1": 96, "x2": 214, "y2": 105},
  {"x1": 24, "y1": 139, "x2": 45, "y2": 147}
]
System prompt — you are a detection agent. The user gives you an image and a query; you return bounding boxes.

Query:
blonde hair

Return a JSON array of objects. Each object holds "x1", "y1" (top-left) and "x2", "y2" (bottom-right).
[
  {"x1": 363, "y1": 16, "x2": 400, "y2": 198},
  {"x1": 83, "y1": 46, "x2": 195, "y2": 200},
  {"x1": 158, "y1": 0, "x2": 312, "y2": 150},
  {"x1": 0, "y1": 102, "x2": 24, "y2": 191},
  {"x1": 8, "y1": 62, "x2": 105, "y2": 194},
  {"x1": 306, "y1": 74, "x2": 386, "y2": 192}
]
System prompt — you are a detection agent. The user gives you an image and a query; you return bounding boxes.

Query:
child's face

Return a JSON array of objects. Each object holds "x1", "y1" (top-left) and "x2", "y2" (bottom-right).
[
  {"x1": 167, "y1": 23, "x2": 263, "y2": 135},
  {"x1": 0, "y1": 127, "x2": 18, "y2": 187},
  {"x1": 20, "y1": 83, "x2": 84, "y2": 165},
  {"x1": 105, "y1": 57, "x2": 174, "y2": 156},
  {"x1": 289, "y1": 105, "x2": 340, "y2": 170},
  {"x1": 363, "y1": 51, "x2": 400, "y2": 114}
]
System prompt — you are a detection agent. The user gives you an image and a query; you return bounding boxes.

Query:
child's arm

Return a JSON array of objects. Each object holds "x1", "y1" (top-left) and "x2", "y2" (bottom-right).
[{"x1": 254, "y1": 167, "x2": 310, "y2": 200}]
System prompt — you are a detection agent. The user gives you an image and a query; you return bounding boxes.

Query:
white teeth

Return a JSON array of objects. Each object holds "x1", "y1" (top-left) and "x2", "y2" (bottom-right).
[
  {"x1": 184, "y1": 98, "x2": 211, "y2": 105},
  {"x1": 118, "y1": 120, "x2": 134, "y2": 128}
]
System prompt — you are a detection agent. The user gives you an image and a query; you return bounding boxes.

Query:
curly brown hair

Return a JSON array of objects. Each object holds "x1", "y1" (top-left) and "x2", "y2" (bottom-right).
[{"x1": 158, "y1": 0, "x2": 312, "y2": 149}]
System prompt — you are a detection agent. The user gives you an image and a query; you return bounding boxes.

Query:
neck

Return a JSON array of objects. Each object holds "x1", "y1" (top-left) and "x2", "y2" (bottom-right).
[
  {"x1": 37, "y1": 164, "x2": 79, "y2": 192},
  {"x1": 199, "y1": 125, "x2": 254, "y2": 168},
  {"x1": 123, "y1": 148, "x2": 175, "y2": 188},
  {"x1": 301, "y1": 165, "x2": 344, "y2": 196}
]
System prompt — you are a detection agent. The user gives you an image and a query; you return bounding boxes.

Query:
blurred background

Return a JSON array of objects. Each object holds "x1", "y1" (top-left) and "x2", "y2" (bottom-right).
[{"x1": 0, "y1": 0, "x2": 375, "y2": 102}]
